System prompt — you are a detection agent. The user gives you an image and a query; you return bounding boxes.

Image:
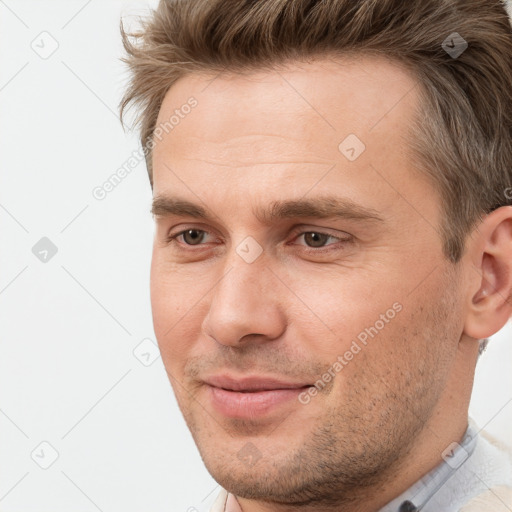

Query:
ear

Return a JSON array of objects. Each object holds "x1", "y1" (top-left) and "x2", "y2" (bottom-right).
[{"x1": 464, "y1": 206, "x2": 512, "y2": 340}]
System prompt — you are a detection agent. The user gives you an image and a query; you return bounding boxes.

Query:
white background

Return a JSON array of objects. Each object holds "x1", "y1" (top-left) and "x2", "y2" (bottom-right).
[{"x1": 1, "y1": 1, "x2": 511, "y2": 511}]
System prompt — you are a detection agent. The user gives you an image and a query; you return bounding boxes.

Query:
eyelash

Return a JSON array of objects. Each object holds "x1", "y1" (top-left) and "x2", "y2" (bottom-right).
[{"x1": 165, "y1": 228, "x2": 352, "y2": 253}]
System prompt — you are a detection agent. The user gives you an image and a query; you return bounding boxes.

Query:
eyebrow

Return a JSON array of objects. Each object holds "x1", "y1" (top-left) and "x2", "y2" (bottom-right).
[{"x1": 151, "y1": 195, "x2": 385, "y2": 225}]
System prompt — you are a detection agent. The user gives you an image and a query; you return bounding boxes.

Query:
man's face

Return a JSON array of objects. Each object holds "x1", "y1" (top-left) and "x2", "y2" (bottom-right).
[{"x1": 150, "y1": 57, "x2": 465, "y2": 506}]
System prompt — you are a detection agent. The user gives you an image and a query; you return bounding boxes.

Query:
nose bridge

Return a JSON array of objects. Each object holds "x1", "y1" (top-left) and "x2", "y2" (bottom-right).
[
  {"x1": 221, "y1": 253, "x2": 266, "y2": 307},
  {"x1": 202, "y1": 245, "x2": 285, "y2": 345}
]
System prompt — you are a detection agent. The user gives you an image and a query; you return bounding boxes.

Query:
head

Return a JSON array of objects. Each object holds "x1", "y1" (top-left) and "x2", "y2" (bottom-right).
[{"x1": 120, "y1": 1, "x2": 512, "y2": 509}]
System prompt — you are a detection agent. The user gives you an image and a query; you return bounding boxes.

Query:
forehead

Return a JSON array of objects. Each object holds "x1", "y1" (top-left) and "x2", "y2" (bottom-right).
[
  {"x1": 157, "y1": 56, "x2": 417, "y2": 129},
  {"x1": 152, "y1": 55, "x2": 420, "y2": 171},
  {"x1": 150, "y1": 55, "x2": 438, "y2": 230}
]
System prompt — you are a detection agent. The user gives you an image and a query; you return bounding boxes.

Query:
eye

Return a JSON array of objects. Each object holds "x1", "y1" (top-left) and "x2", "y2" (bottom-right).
[
  {"x1": 166, "y1": 228, "x2": 212, "y2": 246},
  {"x1": 165, "y1": 227, "x2": 352, "y2": 253},
  {"x1": 292, "y1": 231, "x2": 353, "y2": 256},
  {"x1": 295, "y1": 231, "x2": 340, "y2": 248}
]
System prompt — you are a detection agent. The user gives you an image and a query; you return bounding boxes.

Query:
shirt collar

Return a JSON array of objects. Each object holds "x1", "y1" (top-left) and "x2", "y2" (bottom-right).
[{"x1": 381, "y1": 421, "x2": 479, "y2": 512}]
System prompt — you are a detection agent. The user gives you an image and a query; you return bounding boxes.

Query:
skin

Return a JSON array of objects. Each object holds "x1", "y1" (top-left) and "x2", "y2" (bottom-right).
[{"x1": 149, "y1": 56, "x2": 512, "y2": 511}]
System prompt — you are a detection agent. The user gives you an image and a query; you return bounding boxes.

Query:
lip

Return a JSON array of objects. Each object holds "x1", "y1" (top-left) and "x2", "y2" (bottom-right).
[
  {"x1": 203, "y1": 374, "x2": 311, "y2": 391},
  {"x1": 203, "y1": 374, "x2": 312, "y2": 419}
]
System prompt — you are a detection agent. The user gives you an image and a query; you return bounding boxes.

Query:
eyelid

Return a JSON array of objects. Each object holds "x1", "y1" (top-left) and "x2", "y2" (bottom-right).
[
  {"x1": 288, "y1": 226, "x2": 351, "y2": 242},
  {"x1": 288, "y1": 230, "x2": 353, "y2": 253}
]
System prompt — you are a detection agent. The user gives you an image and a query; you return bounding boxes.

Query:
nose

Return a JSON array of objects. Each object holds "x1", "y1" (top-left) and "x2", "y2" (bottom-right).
[{"x1": 201, "y1": 252, "x2": 287, "y2": 347}]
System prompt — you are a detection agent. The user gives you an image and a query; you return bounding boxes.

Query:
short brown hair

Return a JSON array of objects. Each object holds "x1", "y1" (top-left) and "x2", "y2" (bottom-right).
[{"x1": 119, "y1": 0, "x2": 512, "y2": 264}]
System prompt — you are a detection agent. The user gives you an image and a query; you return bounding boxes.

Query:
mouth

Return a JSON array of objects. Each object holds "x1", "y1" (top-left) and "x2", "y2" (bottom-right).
[
  {"x1": 203, "y1": 374, "x2": 312, "y2": 418},
  {"x1": 203, "y1": 374, "x2": 312, "y2": 391}
]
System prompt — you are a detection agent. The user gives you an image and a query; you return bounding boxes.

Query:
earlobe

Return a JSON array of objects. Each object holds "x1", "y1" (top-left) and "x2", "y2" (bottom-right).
[{"x1": 463, "y1": 207, "x2": 512, "y2": 340}]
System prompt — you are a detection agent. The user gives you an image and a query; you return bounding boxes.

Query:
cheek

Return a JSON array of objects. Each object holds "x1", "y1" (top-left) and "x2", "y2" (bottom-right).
[
  {"x1": 150, "y1": 262, "x2": 172, "y2": 337},
  {"x1": 150, "y1": 259, "x2": 197, "y2": 363},
  {"x1": 290, "y1": 274, "x2": 403, "y2": 354},
  {"x1": 322, "y1": 309, "x2": 421, "y2": 410},
  {"x1": 150, "y1": 253, "x2": 193, "y2": 319},
  {"x1": 298, "y1": 283, "x2": 420, "y2": 399}
]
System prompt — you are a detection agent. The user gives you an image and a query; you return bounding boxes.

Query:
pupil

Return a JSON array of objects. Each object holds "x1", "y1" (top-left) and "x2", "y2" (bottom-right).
[
  {"x1": 305, "y1": 232, "x2": 327, "y2": 247},
  {"x1": 184, "y1": 229, "x2": 203, "y2": 245}
]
